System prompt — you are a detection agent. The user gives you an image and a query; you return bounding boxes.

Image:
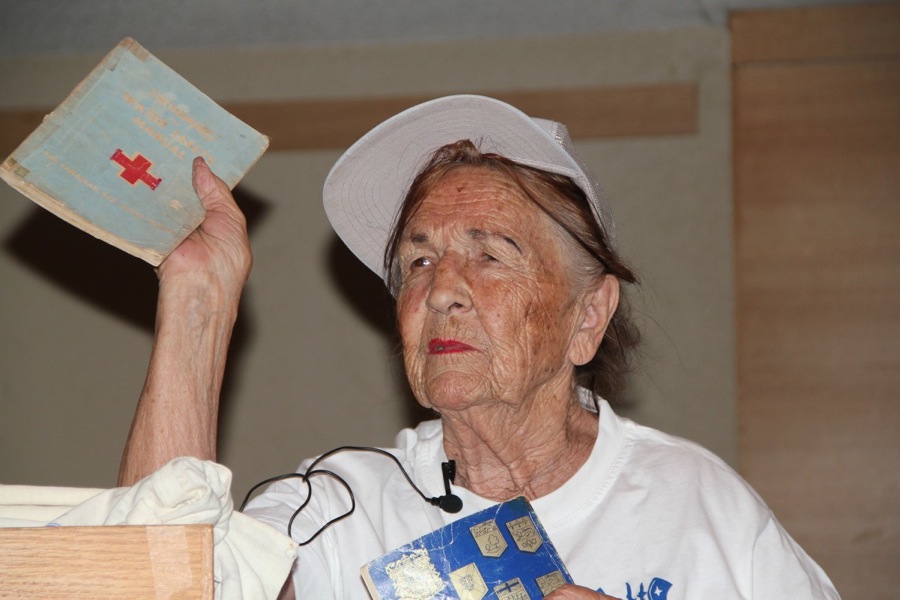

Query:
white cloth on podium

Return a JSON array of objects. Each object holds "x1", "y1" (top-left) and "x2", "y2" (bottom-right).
[{"x1": 0, "y1": 457, "x2": 297, "y2": 599}]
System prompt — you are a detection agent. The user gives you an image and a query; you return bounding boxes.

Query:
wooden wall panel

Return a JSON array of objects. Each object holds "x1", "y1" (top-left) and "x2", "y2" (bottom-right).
[
  {"x1": 733, "y1": 4, "x2": 900, "y2": 598},
  {"x1": 732, "y1": 3, "x2": 900, "y2": 62}
]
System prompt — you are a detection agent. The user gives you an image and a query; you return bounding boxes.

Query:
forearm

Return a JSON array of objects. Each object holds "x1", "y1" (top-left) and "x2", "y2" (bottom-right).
[{"x1": 118, "y1": 273, "x2": 241, "y2": 485}]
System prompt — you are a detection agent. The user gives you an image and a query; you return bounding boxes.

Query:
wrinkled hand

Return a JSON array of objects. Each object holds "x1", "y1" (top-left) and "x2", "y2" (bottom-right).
[
  {"x1": 158, "y1": 157, "x2": 252, "y2": 294},
  {"x1": 545, "y1": 584, "x2": 621, "y2": 600}
]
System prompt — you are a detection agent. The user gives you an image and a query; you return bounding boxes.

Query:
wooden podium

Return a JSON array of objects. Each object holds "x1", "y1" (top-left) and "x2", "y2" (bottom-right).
[{"x1": 0, "y1": 524, "x2": 213, "y2": 598}]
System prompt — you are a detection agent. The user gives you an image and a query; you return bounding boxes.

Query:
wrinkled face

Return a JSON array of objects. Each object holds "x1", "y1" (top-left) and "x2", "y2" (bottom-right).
[{"x1": 394, "y1": 166, "x2": 587, "y2": 412}]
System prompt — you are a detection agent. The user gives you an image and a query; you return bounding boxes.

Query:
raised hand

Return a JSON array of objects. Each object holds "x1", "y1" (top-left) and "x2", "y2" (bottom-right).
[{"x1": 158, "y1": 157, "x2": 252, "y2": 294}]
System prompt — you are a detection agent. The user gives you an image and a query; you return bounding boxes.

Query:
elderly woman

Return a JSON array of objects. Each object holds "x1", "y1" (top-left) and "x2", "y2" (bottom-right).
[{"x1": 119, "y1": 96, "x2": 839, "y2": 599}]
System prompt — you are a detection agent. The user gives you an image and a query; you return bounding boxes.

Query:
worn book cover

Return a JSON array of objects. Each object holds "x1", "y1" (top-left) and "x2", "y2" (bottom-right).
[
  {"x1": 0, "y1": 37, "x2": 268, "y2": 265},
  {"x1": 361, "y1": 497, "x2": 572, "y2": 600}
]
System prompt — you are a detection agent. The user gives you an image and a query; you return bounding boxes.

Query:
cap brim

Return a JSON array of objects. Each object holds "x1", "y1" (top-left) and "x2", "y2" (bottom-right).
[{"x1": 323, "y1": 94, "x2": 589, "y2": 279}]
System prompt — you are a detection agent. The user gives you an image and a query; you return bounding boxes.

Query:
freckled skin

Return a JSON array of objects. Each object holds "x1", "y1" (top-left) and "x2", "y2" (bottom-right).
[
  {"x1": 394, "y1": 167, "x2": 616, "y2": 501},
  {"x1": 396, "y1": 168, "x2": 582, "y2": 414}
]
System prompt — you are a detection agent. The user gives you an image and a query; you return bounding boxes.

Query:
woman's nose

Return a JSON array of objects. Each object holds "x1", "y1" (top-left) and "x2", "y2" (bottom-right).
[{"x1": 425, "y1": 256, "x2": 472, "y2": 315}]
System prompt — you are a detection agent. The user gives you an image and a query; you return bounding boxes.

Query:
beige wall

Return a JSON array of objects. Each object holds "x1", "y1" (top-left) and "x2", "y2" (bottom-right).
[{"x1": 0, "y1": 29, "x2": 733, "y2": 498}]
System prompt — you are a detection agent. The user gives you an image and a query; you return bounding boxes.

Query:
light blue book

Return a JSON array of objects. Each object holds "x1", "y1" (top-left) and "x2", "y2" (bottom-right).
[
  {"x1": 0, "y1": 38, "x2": 268, "y2": 265},
  {"x1": 361, "y1": 497, "x2": 573, "y2": 599}
]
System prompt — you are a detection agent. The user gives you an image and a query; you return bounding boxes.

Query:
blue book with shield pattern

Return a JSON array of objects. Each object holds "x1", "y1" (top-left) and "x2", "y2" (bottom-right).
[
  {"x1": 362, "y1": 497, "x2": 573, "y2": 600},
  {"x1": 0, "y1": 38, "x2": 268, "y2": 265}
]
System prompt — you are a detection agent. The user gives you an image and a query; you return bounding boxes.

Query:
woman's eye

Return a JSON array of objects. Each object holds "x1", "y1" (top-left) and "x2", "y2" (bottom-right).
[
  {"x1": 410, "y1": 257, "x2": 432, "y2": 269},
  {"x1": 483, "y1": 253, "x2": 498, "y2": 262}
]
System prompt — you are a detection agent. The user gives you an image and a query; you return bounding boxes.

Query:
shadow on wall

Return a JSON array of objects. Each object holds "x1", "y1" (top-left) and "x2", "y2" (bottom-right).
[
  {"x1": 3, "y1": 184, "x2": 270, "y2": 331},
  {"x1": 4, "y1": 207, "x2": 159, "y2": 331},
  {"x1": 2, "y1": 184, "x2": 271, "y2": 447},
  {"x1": 325, "y1": 233, "x2": 436, "y2": 427}
]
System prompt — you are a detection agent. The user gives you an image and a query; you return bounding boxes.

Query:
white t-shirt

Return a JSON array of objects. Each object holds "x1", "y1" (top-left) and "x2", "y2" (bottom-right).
[{"x1": 244, "y1": 400, "x2": 840, "y2": 598}]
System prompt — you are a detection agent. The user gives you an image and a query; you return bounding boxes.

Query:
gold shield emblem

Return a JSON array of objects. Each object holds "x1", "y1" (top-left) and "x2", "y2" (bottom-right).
[
  {"x1": 450, "y1": 562, "x2": 488, "y2": 600},
  {"x1": 505, "y1": 515, "x2": 542, "y2": 553},
  {"x1": 494, "y1": 577, "x2": 530, "y2": 600},
  {"x1": 535, "y1": 570, "x2": 567, "y2": 596},
  {"x1": 469, "y1": 518, "x2": 508, "y2": 557}
]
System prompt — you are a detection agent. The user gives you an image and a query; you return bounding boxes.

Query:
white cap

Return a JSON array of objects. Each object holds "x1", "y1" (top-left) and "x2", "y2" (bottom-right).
[{"x1": 323, "y1": 94, "x2": 616, "y2": 279}]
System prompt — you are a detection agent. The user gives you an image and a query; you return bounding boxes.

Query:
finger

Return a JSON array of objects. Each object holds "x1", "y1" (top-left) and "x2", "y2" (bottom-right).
[
  {"x1": 191, "y1": 157, "x2": 237, "y2": 213},
  {"x1": 545, "y1": 584, "x2": 621, "y2": 599}
]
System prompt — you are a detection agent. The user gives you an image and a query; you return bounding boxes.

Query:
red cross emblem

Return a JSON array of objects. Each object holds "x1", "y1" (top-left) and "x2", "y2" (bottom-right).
[{"x1": 110, "y1": 149, "x2": 162, "y2": 190}]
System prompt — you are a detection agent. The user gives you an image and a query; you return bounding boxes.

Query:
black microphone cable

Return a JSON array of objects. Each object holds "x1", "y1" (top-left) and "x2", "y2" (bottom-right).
[{"x1": 239, "y1": 445, "x2": 462, "y2": 545}]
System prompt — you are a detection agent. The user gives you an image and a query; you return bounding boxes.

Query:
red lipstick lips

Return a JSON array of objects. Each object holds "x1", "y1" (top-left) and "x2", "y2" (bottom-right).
[{"x1": 428, "y1": 339, "x2": 474, "y2": 354}]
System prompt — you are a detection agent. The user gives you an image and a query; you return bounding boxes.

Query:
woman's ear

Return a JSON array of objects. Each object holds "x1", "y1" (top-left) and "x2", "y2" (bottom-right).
[{"x1": 568, "y1": 275, "x2": 620, "y2": 367}]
